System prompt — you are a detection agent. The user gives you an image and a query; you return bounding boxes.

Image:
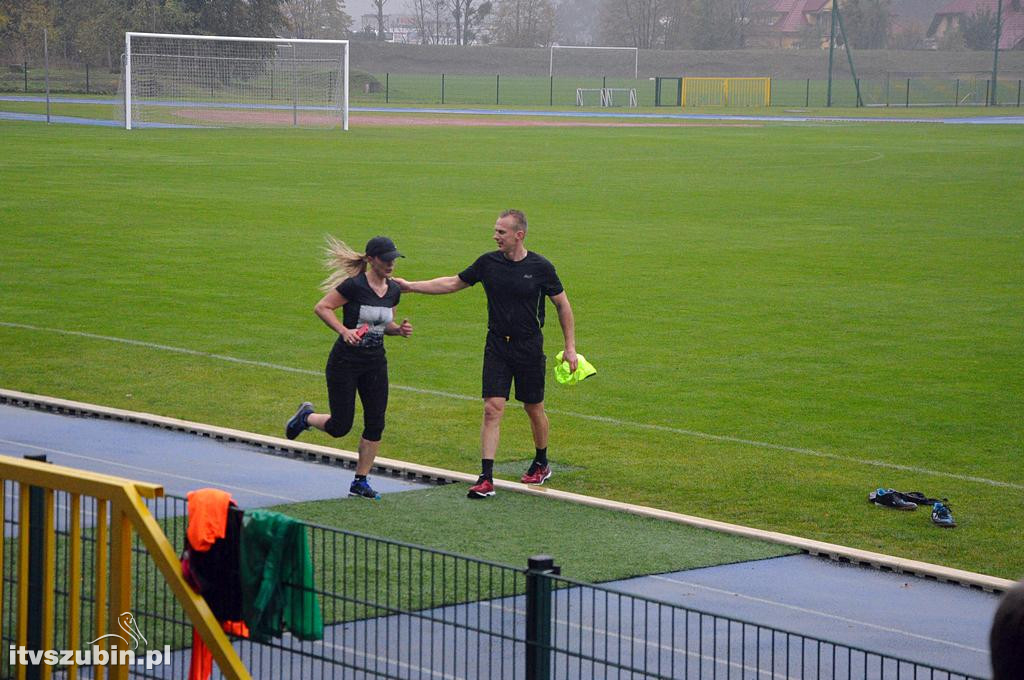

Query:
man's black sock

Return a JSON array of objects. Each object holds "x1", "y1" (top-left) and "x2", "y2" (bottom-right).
[
  {"x1": 534, "y1": 447, "x2": 548, "y2": 467},
  {"x1": 481, "y1": 459, "x2": 494, "y2": 480},
  {"x1": 355, "y1": 474, "x2": 367, "y2": 482}
]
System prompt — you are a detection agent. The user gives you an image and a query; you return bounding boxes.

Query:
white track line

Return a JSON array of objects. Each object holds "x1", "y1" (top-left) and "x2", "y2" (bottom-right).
[
  {"x1": 648, "y1": 575, "x2": 987, "y2": 655},
  {"x1": 0, "y1": 437, "x2": 302, "y2": 503},
  {"x1": 2, "y1": 321, "x2": 1020, "y2": 491}
]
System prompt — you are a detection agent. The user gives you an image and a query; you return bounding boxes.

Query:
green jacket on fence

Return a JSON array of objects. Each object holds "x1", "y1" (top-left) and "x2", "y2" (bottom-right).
[{"x1": 239, "y1": 509, "x2": 324, "y2": 643}]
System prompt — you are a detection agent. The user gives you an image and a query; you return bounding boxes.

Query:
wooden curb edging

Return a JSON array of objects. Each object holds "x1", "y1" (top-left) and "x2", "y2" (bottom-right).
[{"x1": 1, "y1": 387, "x2": 1013, "y2": 594}]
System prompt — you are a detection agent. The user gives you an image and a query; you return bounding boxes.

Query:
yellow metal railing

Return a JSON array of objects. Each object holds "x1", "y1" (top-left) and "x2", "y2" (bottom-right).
[{"x1": 0, "y1": 454, "x2": 250, "y2": 680}]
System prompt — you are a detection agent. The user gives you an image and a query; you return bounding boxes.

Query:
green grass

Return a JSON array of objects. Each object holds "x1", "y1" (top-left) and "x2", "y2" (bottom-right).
[
  {"x1": 0, "y1": 120, "x2": 1021, "y2": 580},
  {"x1": 273, "y1": 485, "x2": 795, "y2": 583}
]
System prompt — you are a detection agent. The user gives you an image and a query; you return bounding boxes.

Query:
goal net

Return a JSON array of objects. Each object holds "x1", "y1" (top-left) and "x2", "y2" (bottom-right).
[
  {"x1": 120, "y1": 33, "x2": 349, "y2": 130},
  {"x1": 576, "y1": 87, "x2": 637, "y2": 107},
  {"x1": 681, "y1": 77, "x2": 771, "y2": 108}
]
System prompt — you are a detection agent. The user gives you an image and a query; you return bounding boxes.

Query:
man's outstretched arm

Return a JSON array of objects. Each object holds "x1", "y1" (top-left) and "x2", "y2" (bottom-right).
[{"x1": 393, "y1": 275, "x2": 470, "y2": 295}]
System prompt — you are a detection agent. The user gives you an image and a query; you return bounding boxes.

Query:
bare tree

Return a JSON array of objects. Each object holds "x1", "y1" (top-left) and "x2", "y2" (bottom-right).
[
  {"x1": 448, "y1": 0, "x2": 490, "y2": 44},
  {"x1": 282, "y1": 0, "x2": 351, "y2": 38},
  {"x1": 373, "y1": 0, "x2": 387, "y2": 39},
  {"x1": 493, "y1": 0, "x2": 554, "y2": 46},
  {"x1": 599, "y1": 0, "x2": 667, "y2": 47}
]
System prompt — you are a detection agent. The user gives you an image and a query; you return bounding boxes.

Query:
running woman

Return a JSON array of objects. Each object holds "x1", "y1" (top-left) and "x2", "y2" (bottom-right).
[{"x1": 286, "y1": 236, "x2": 413, "y2": 499}]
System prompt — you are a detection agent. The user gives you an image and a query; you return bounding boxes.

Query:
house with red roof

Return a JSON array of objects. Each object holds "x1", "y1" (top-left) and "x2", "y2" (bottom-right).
[
  {"x1": 746, "y1": 0, "x2": 833, "y2": 48},
  {"x1": 927, "y1": 0, "x2": 1024, "y2": 49}
]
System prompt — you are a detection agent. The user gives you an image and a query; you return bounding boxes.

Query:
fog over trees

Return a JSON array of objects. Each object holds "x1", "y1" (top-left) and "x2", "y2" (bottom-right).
[{"x1": 0, "y1": 0, "x2": 1000, "y2": 63}]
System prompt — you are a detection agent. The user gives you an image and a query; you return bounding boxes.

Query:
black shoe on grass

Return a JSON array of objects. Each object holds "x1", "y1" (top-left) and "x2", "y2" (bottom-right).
[
  {"x1": 869, "y1": 488, "x2": 917, "y2": 510},
  {"x1": 286, "y1": 402, "x2": 314, "y2": 440}
]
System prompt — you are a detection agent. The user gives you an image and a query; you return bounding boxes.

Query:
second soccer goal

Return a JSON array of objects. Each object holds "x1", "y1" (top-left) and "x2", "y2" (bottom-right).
[{"x1": 120, "y1": 33, "x2": 350, "y2": 130}]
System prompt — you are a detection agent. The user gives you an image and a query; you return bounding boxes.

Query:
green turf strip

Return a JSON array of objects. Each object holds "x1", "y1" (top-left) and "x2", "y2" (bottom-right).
[{"x1": 271, "y1": 484, "x2": 797, "y2": 583}]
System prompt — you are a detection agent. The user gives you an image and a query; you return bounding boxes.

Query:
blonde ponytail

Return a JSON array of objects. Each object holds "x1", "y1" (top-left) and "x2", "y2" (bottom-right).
[{"x1": 320, "y1": 235, "x2": 367, "y2": 293}]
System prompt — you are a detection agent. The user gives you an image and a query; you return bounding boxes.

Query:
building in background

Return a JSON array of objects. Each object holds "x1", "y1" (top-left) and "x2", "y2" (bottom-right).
[
  {"x1": 927, "y1": 0, "x2": 1024, "y2": 49},
  {"x1": 745, "y1": 0, "x2": 832, "y2": 49}
]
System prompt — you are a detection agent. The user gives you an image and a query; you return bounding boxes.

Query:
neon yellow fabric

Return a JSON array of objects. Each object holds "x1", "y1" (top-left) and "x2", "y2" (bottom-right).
[{"x1": 554, "y1": 351, "x2": 597, "y2": 385}]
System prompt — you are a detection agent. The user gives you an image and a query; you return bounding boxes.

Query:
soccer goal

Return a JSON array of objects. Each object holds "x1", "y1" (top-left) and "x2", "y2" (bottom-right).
[
  {"x1": 681, "y1": 77, "x2": 771, "y2": 108},
  {"x1": 575, "y1": 87, "x2": 638, "y2": 107},
  {"x1": 121, "y1": 33, "x2": 349, "y2": 130},
  {"x1": 550, "y1": 45, "x2": 638, "y2": 80}
]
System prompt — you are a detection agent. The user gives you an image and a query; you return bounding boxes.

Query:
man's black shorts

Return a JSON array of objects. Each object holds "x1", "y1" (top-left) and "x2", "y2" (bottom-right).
[{"x1": 481, "y1": 331, "x2": 546, "y2": 404}]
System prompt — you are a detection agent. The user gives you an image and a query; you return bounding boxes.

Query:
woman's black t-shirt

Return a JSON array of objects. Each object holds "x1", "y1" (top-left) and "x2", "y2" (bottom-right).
[{"x1": 330, "y1": 273, "x2": 401, "y2": 360}]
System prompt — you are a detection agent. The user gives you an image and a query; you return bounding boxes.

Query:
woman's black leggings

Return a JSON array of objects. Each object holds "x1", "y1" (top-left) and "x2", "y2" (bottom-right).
[{"x1": 323, "y1": 355, "x2": 389, "y2": 441}]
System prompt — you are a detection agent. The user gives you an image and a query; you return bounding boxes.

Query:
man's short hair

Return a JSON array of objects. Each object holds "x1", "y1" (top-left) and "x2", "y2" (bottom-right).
[
  {"x1": 500, "y1": 209, "x2": 528, "y2": 234},
  {"x1": 991, "y1": 579, "x2": 1024, "y2": 680}
]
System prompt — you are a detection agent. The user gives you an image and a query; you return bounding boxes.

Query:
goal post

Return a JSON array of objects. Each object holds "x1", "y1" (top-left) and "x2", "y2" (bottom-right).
[
  {"x1": 681, "y1": 77, "x2": 771, "y2": 108},
  {"x1": 122, "y1": 32, "x2": 349, "y2": 130},
  {"x1": 549, "y1": 45, "x2": 638, "y2": 80}
]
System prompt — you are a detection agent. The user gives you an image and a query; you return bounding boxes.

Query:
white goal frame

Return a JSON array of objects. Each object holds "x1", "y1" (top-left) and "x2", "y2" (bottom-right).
[
  {"x1": 124, "y1": 32, "x2": 349, "y2": 130},
  {"x1": 575, "y1": 87, "x2": 638, "y2": 107},
  {"x1": 549, "y1": 45, "x2": 638, "y2": 79}
]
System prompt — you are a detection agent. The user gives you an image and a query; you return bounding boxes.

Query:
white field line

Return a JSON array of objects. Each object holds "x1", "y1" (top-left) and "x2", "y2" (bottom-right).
[
  {"x1": 647, "y1": 575, "x2": 987, "y2": 655},
  {"x1": 2, "y1": 321, "x2": 1020, "y2": 491}
]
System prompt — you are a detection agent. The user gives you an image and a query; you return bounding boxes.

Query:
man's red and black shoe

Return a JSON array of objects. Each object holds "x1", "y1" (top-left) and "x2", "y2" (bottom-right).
[
  {"x1": 520, "y1": 463, "x2": 552, "y2": 485},
  {"x1": 467, "y1": 476, "x2": 495, "y2": 499}
]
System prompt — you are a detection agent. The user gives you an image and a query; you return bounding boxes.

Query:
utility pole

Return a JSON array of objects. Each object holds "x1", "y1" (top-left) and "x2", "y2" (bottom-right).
[{"x1": 991, "y1": 0, "x2": 1003, "y2": 105}]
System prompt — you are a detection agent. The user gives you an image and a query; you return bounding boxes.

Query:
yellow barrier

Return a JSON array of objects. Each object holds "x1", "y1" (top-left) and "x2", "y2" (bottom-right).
[
  {"x1": 0, "y1": 454, "x2": 251, "y2": 680},
  {"x1": 681, "y1": 77, "x2": 772, "y2": 107}
]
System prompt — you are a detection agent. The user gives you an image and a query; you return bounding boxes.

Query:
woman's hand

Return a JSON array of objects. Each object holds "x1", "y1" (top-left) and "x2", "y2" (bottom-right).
[{"x1": 341, "y1": 327, "x2": 362, "y2": 345}]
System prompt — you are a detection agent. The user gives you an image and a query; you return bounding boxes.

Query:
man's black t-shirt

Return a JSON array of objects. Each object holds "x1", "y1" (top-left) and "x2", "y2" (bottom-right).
[
  {"x1": 458, "y1": 251, "x2": 563, "y2": 339},
  {"x1": 330, "y1": 272, "x2": 401, "y2": 359}
]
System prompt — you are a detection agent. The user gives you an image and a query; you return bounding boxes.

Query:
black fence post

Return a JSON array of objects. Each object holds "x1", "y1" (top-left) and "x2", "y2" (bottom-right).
[
  {"x1": 86, "y1": 62, "x2": 90, "y2": 93},
  {"x1": 496, "y1": 73, "x2": 499, "y2": 105},
  {"x1": 24, "y1": 61, "x2": 28, "y2": 92},
  {"x1": 1017, "y1": 79, "x2": 1021, "y2": 107},
  {"x1": 525, "y1": 555, "x2": 558, "y2": 680},
  {"x1": 386, "y1": 72, "x2": 389, "y2": 104},
  {"x1": 25, "y1": 454, "x2": 48, "y2": 680},
  {"x1": 985, "y1": 79, "x2": 991, "y2": 107},
  {"x1": 549, "y1": 76, "x2": 553, "y2": 106},
  {"x1": 804, "y1": 78, "x2": 809, "y2": 107},
  {"x1": 955, "y1": 78, "x2": 959, "y2": 107},
  {"x1": 441, "y1": 73, "x2": 445, "y2": 105},
  {"x1": 905, "y1": 78, "x2": 910, "y2": 108}
]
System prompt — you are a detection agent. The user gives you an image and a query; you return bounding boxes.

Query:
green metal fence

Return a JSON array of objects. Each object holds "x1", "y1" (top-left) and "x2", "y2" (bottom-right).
[
  {"x1": 3, "y1": 486, "x2": 988, "y2": 679},
  {"x1": 4, "y1": 60, "x2": 1023, "y2": 109}
]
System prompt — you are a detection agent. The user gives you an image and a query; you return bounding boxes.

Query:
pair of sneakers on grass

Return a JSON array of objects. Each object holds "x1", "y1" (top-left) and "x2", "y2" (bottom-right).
[
  {"x1": 869, "y1": 488, "x2": 956, "y2": 527},
  {"x1": 467, "y1": 461, "x2": 552, "y2": 499}
]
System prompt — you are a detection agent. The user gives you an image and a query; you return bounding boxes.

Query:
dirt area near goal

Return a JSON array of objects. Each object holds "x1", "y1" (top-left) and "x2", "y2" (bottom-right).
[{"x1": 174, "y1": 108, "x2": 759, "y2": 128}]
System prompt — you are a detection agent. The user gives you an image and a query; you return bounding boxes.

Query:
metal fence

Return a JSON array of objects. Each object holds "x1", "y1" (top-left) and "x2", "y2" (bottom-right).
[
  {"x1": 3, "y1": 59, "x2": 1023, "y2": 109},
  {"x1": 3, "y1": 485, "x2": 985, "y2": 679}
]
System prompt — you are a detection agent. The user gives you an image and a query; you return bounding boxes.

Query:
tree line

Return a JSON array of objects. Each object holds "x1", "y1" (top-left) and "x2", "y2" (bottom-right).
[
  {"x1": 0, "y1": 0, "x2": 1007, "y2": 68},
  {"x1": 0, "y1": 0, "x2": 352, "y2": 68}
]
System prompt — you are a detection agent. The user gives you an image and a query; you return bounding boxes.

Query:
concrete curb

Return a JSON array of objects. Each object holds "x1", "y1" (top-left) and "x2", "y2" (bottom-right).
[{"x1": 1, "y1": 387, "x2": 1013, "y2": 593}]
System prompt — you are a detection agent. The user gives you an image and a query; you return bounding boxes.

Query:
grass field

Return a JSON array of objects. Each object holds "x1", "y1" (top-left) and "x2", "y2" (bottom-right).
[{"x1": 0, "y1": 118, "x2": 1021, "y2": 580}]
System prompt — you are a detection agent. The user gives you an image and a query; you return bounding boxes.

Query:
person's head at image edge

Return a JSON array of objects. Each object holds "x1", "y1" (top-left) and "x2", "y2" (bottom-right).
[{"x1": 991, "y1": 579, "x2": 1024, "y2": 680}]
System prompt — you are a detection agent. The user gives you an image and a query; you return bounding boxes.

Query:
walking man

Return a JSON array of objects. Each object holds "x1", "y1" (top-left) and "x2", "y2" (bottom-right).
[{"x1": 394, "y1": 209, "x2": 577, "y2": 498}]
